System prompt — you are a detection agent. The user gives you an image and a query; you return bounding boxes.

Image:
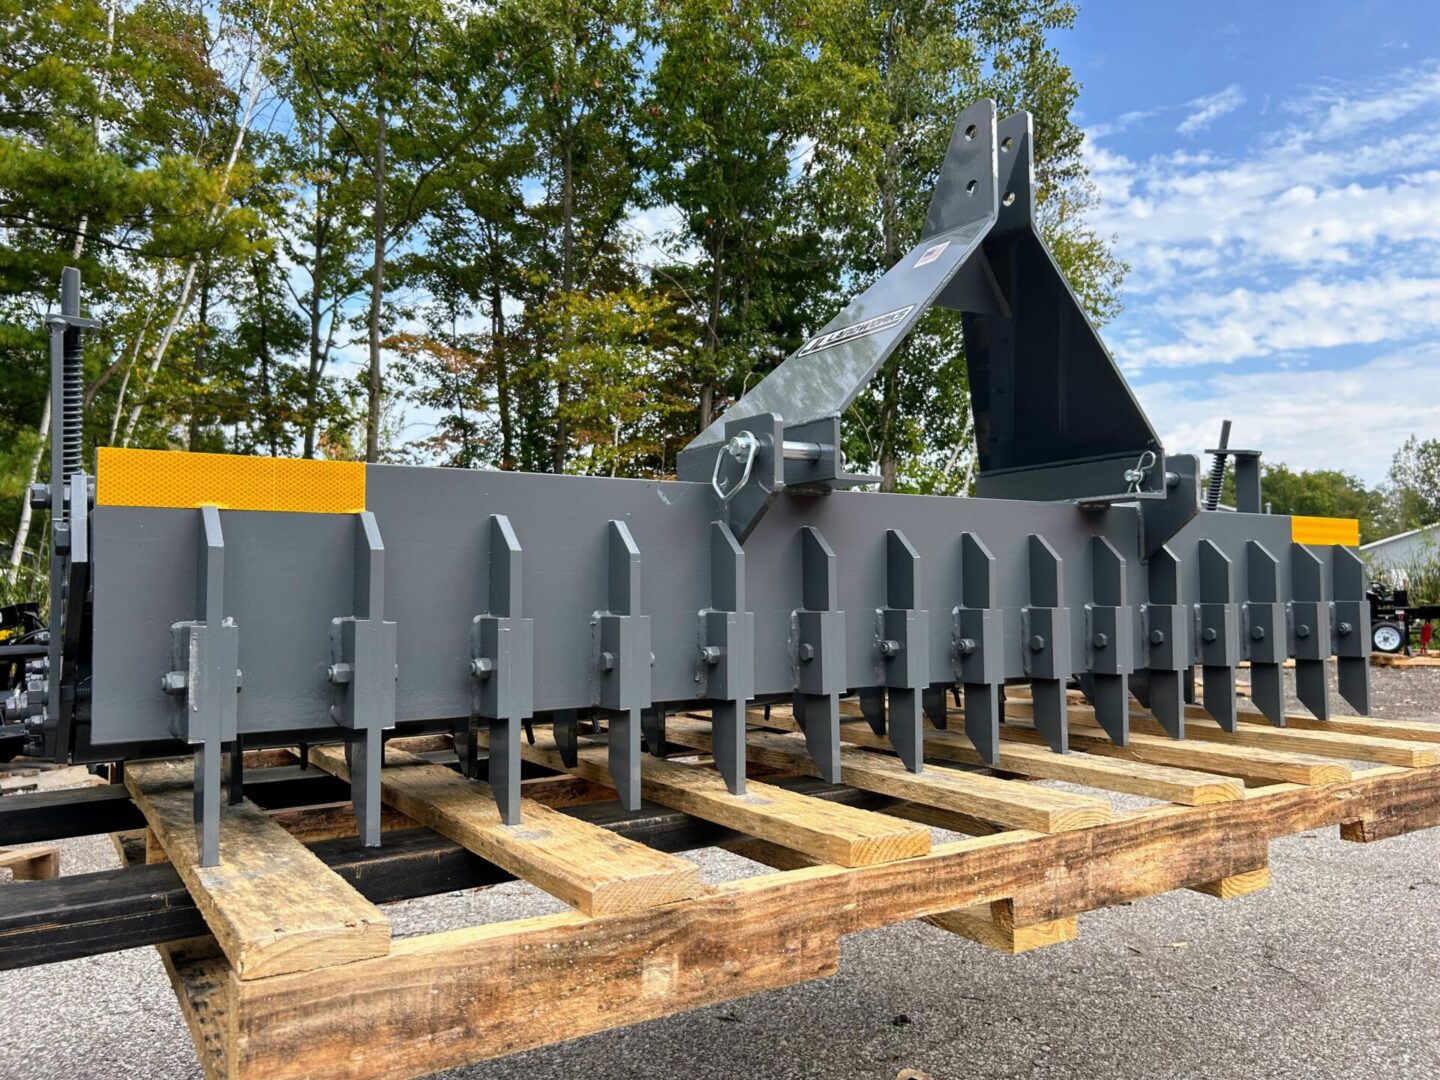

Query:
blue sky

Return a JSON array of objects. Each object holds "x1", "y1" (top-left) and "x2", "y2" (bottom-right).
[{"x1": 1055, "y1": 1, "x2": 1440, "y2": 483}]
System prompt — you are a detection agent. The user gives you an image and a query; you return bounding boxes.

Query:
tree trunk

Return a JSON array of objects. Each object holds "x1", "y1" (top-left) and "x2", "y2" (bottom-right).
[
  {"x1": 876, "y1": 121, "x2": 904, "y2": 492},
  {"x1": 365, "y1": 2, "x2": 388, "y2": 463},
  {"x1": 488, "y1": 239, "x2": 513, "y2": 470},
  {"x1": 256, "y1": 263, "x2": 279, "y2": 456},
  {"x1": 119, "y1": 0, "x2": 274, "y2": 443},
  {"x1": 303, "y1": 176, "x2": 330, "y2": 459},
  {"x1": 553, "y1": 115, "x2": 574, "y2": 474},
  {"x1": 188, "y1": 267, "x2": 211, "y2": 452},
  {"x1": 700, "y1": 230, "x2": 726, "y2": 430}
]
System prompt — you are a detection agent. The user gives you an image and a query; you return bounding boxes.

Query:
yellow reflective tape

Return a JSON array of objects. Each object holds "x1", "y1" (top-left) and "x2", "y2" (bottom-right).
[
  {"x1": 96, "y1": 448, "x2": 365, "y2": 514},
  {"x1": 1290, "y1": 515, "x2": 1359, "y2": 547}
]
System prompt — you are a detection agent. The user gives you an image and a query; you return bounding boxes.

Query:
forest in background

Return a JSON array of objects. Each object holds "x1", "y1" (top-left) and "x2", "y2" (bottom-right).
[{"x1": 3, "y1": 0, "x2": 1438, "y2": 605}]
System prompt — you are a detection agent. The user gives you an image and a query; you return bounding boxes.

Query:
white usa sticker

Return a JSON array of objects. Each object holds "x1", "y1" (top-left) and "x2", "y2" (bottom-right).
[
  {"x1": 915, "y1": 241, "x2": 950, "y2": 267},
  {"x1": 796, "y1": 305, "x2": 915, "y2": 357}
]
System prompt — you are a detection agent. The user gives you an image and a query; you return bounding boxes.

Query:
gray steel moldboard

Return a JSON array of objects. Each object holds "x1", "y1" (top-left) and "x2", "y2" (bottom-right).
[{"x1": 90, "y1": 463, "x2": 1324, "y2": 746}]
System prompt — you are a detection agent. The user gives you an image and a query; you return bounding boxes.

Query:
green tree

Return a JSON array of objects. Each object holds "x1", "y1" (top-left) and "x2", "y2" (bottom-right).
[
  {"x1": 1223, "y1": 462, "x2": 1385, "y2": 544},
  {"x1": 1383, "y1": 435, "x2": 1440, "y2": 533},
  {"x1": 279, "y1": 0, "x2": 484, "y2": 462},
  {"x1": 1, "y1": 0, "x2": 262, "y2": 572},
  {"x1": 645, "y1": 0, "x2": 839, "y2": 440},
  {"x1": 510, "y1": 0, "x2": 648, "y2": 472}
]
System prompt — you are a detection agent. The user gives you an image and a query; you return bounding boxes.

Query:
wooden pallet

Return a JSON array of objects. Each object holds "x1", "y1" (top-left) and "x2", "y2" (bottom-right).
[
  {"x1": 1372, "y1": 652, "x2": 1440, "y2": 668},
  {"x1": 0, "y1": 844, "x2": 59, "y2": 880},
  {"x1": 109, "y1": 698, "x2": 1440, "y2": 1080}
]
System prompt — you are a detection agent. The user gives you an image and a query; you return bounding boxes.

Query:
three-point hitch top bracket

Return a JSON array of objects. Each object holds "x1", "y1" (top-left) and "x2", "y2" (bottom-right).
[{"x1": 678, "y1": 101, "x2": 1185, "y2": 548}]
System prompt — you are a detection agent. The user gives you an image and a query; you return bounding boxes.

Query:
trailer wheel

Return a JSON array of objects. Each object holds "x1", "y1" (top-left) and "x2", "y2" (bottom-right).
[{"x1": 1372, "y1": 622, "x2": 1405, "y2": 654}]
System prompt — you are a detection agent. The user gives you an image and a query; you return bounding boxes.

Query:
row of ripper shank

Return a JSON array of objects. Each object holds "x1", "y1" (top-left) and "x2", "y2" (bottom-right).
[
  {"x1": 166, "y1": 505, "x2": 1369, "y2": 868},
  {"x1": 167, "y1": 507, "x2": 533, "y2": 867}
]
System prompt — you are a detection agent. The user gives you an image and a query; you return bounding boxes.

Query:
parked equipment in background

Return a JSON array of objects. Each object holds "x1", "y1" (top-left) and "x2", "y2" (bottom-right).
[
  {"x1": 1367, "y1": 582, "x2": 1440, "y2": 655},
  {"x1": 8, "y1": 101, "x2": 1372, "y2": 868}
]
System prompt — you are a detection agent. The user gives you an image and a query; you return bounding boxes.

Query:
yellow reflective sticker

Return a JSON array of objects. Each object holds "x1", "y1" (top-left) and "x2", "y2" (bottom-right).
[
  {"x1": 1289, "y1": 515, "x2": 1360, "y2": 547},
  {"x1": 96, "y1": 448, "x2": 365, "y2": 514}
]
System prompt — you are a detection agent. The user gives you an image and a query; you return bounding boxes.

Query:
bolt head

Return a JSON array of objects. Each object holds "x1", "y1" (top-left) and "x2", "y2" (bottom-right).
[
  {"x1": 1092, "y1": 632, "x2": 1109, "y2": 650},
  {"x1": 1028, "y1": 634, "x2": 1046, "y2": 652},
  {"x1": 161, "y1": 671, "x2": 187, "y2": 695},
  {"x1": 1296, "y1": 624, "x2": 1311, "y2": 639},
  {"x1": 470, "y1": 657, "x2": 494, "y2": 678},
  {"x1": 798, "y1": 643, "x2": 816, "y2": 662},
  {"x1": 1202, "y1": 627, "x2": 1218, "y2": 643},
  {"x1": 1251, "y1": 625, "x2": 1266, "y2": 640},
  {"x1": 699, "y1": 645, "x2": 722, "y2": 665},
  {"x1": 1149, "y1": 629, "x2": 1166, "y2": 645},
  {"x1": 1338, "y1": 621, "x2": 1353, "y2": 635},
  {"x1": 879, "y1": 638, "x2": 900, "y2": 658},
  {"x1": 956, "y1": 637, "x2": 977, "y2": 656},
  {"x1": 600, "y1": 651, "x2": 616, "y2": 672}
]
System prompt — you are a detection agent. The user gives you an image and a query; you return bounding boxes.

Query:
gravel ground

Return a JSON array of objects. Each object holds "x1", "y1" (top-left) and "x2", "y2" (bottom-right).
[{"x1": 1, "y1": 666, "x2": 1437, "y2": 1080}]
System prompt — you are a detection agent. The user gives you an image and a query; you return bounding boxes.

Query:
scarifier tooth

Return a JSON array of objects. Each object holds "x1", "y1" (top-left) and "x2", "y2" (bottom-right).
[{"x1": 963, "y1": 682, "x2": 1001, "y2": 765}]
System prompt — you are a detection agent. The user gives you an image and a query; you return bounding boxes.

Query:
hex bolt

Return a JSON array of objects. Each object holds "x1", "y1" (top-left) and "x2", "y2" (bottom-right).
[
  {"x1": 1092, "y1": 633, "x2": 1109, "y2": 650},
  {"x1": 470, "y1": 657, "x2": 494, "y2": 679},
  {"x1": 600, "y1": 651, "x2": 617, "y2": 672},
  {"x1": 27, "y1": 484, "x2": 49, "y2": 511},
  {"x1": 1149, "y1": 628, "x2": 1166, "y2": 645},
  {"x1": 326, "y1": 663, "x2": 353, "y2": 685},
  {"x1": 1028, "y1": 634, "x2": 1046, "y2": 652},
  {"x1": 1296, "y1": 624, "x2": 1311, "y2": 639},
  {"x1": 160, "y1": 670, "x2": 188, "y2": 695},
  {"x1": 1202, "y1": 627, "x2": 1218, "y2": 643},
  {"x1": 1338, "y1": 621, "x2": 1353, "y2": 635},
  {"x1": 798, "y1": 643, "x2": 816, "y2": 662},
  {"x1": 955, "y1": 637, "x2": 977, "y2": 656},
  {"x1": 878, "y1": 638, "x2": 900, "y2": 658},
  {"x1": 1251, "y1": 625, "x2": 1266, "y2": 641},
  {"x1": 699, "y1": 645, "x2": 722, "y2": 665}
]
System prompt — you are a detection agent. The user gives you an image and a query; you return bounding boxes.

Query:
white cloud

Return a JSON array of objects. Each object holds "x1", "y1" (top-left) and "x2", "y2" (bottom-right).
[
  {"x1": 1125, "y1": 275, "x2": 1440, "y2": 369},
  {"x1": 1082, "y1": 59, "x2": 1440, "y2": 397},
  {"x1": 1138, "y1": 345, "x2": 1440, "y2": 481},
  {"x1": 1176, "y1": 84, "x2": 1245, "y2": 135},
  {"x1": 1078, "y1": 60, "x2": 1440, "y2": 483}
]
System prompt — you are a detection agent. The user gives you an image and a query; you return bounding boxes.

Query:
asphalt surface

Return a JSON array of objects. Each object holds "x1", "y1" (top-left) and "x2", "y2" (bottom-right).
[{"x1": 2, "y1": 666, "x2": 1438, "y2": 1080}]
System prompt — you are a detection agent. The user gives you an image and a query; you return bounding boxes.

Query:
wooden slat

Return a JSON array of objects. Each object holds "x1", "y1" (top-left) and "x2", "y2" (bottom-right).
[
  {"x1": 669, "y1": 716, "x2": 1111, "y2": 832},
  {"x1": 0, "y1": 844, "x2": 59, "y2": 881},
  {"x1": 722, "y1": 834, "x2": 1076, "y2": 954},
  {"x1": 1189, "y1": 865, "x2": 1270, "y2": 899},
  {"x1": 1229, "y1": 705, "x2": 1440, "y2": 745},
  {"x1": 1006, "y1": 692, "x2": 1434, "y2": 767},
  {"x1": 997, "y1": 719, "x2": 1353, "y2": 786},
  {"x1": 757, "y1": 712, "x2": 1240, "y2": 806},
  {"x1": 1123, "y1": 709, "x2": 1437, "y2": 767},
  {"x1": 146, "y1": 758, "x2": 1440, "y2": 1080},
  {"x1": 518, "y1": 735, "x2": 930, "y2": 867},
  {"x1": 926, "y1": 905, "x2": 1078, "y2": 953},
  {"x1": 124, "y1": 758, "x2": 391, "y2": 981},
  {"x1": 309, "y1": 745, "x2": 701, "y2": 917}
]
